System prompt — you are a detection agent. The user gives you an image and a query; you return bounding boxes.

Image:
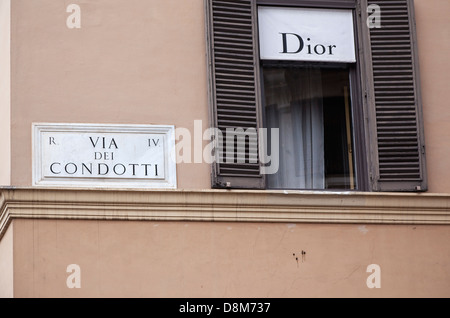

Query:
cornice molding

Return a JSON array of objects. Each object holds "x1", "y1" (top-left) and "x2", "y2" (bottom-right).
[{"x1": 2, "y1": 187, "x2": 450, "y2": 239}]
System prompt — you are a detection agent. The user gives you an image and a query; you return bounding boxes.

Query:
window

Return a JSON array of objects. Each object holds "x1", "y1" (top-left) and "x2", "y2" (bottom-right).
[
  {"x1": 264, "y1": 65, "x2": 356, "y2": 190},
  {"x1": 206, "y1": 0, "x2": 427, "y2": 192}
]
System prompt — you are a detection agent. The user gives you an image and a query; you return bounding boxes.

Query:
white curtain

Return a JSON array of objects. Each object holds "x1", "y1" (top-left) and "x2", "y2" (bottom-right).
[{"x1": 265, "y1": 67, "x2": 325, "y2": 189}]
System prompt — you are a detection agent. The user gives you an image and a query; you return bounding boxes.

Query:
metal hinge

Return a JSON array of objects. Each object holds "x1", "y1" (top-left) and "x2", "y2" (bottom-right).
[{"x1": 215, "y1": 180, "x2": 232, "y2": 189}]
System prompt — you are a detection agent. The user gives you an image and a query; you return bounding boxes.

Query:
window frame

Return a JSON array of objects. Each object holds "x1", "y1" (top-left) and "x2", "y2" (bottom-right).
[
  {"x1": 256, "y1": 0, "x2": 369, "y2": 191},
  {"x1": 205, "y1": 0, "x2": 427, "y2": 192},
  {"x1": 259, "y1": 61, "x2": 367, "y2": 191}
]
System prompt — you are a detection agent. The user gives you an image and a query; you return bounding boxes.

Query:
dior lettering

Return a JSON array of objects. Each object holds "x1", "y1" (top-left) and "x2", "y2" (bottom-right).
[{"x1": 280, "y1": 33, "x2": 336, "y2": 56}]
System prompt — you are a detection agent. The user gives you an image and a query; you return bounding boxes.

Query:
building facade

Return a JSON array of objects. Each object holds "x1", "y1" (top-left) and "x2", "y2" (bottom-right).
[{"x1": 0, "y1": 0, "x2": 449, "y2": 297}]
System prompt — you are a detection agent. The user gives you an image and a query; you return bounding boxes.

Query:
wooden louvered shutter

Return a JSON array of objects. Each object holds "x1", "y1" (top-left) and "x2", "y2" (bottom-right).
[
  {"x1": 362, "y1": 0, "x2": 427, "y2": 191},
  {"x1": 206, "y1": 0, "x2": 265, "y2": 189}
]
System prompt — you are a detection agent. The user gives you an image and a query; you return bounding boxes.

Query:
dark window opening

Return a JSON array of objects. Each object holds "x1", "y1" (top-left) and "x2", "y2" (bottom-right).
[{"x1": 263, "y1": 64, "x2": 356, "y2": 190}]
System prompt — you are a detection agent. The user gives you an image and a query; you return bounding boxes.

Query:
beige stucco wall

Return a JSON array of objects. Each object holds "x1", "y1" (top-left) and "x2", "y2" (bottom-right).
[
  {"x1": 415, "y1": 0, "x2": 450, "y2": 194},
  {"x1": 7, "y1": 0, "x2": 450, "y2": 193},
  {"x1": 1, "y1": 188, "x2": 447, "y2": 298},
  {"x1": 0, "y1": 224, "x2": 13, "y2": 298},
  {"x1": 9, "y1": 218, "x2": 450, "y2": 298},
  {"x1": 2, "y1": 0, "x2": 450, "y2": 299},
  {"x1": 10, "y1": 0, "x2": 210, "y2": 189},
  {"x1": 0, "y1": 0, "x2": 10, "y2": 186}
]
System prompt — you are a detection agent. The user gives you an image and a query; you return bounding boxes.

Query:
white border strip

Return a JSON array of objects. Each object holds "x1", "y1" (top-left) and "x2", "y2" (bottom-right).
[{"x1": 32, "y1": 123, "x2": 177, "y2": 189}]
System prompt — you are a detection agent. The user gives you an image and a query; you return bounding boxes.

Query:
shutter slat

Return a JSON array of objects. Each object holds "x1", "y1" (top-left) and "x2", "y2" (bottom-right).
[
  {"x1": 367, "y1": 0, "x2": 426, "y2": 191},
  {"x1": 207, "y1": 0, "x2": 264, "y2": 189}
]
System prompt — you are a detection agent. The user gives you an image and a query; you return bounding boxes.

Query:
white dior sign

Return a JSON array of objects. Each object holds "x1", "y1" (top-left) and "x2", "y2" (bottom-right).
[
  {"x1": 33, "y1": 123, "x2": 177, "y2": 189},
  {"x1": 258, "y1": 6, "x2": 356, "y2": 63}
]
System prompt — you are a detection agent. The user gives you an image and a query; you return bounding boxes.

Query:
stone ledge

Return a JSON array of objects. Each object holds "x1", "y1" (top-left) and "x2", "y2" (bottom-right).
[{"x1": 2, "y1": 187, "x2": 450, "y2": 239}]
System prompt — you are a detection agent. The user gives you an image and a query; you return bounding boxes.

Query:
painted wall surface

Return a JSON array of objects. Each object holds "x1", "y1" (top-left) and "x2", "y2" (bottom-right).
[
  {"x1": 2, "y1": 0, "x2": 450, "y2": 300},
  {"x1": 0, "y1": 0, "x2": 10, "y2": 186},
  {"x1": 10, "y1": 0, "x2": 210, "y2": 189},
  {"x1": 0, "y1": 225, "x2": 13, "y2": 298},
  {"x1": 9, "y1": 218, "x2": 450, "y2": 298},
  {"x1": 6, "y1": 0, "x2": 450, "y2": 193},
  {"x1": 415, "y1": 0, "x2": 450, "y2": 194}
]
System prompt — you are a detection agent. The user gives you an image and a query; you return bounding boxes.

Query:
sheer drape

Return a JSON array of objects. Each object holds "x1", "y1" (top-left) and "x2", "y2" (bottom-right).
[{"x1": 265, "y1": 67, "x2": 325, "y2": 189}]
